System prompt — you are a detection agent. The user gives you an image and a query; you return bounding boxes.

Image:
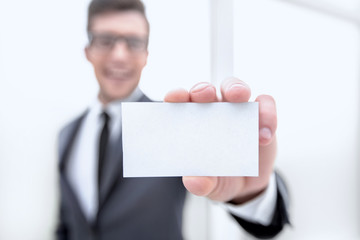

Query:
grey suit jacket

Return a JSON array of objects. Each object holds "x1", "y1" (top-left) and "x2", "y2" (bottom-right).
[{"x1": 56, "y1": 94, "x2": 289, "y2": 240}]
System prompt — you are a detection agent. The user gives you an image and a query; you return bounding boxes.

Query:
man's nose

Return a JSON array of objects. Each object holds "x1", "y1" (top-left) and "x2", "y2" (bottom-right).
[{"x1": 109, "y1": 40, "x2": 131, "y2": 60}]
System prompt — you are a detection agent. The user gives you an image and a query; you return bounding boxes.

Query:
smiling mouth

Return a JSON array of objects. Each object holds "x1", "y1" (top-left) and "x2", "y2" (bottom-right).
[{"x1": 105, "y1": 68, "x2": 132, "y2": 81}]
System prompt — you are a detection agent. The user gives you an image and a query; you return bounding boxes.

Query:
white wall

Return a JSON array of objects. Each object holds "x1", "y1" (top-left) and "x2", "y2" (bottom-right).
[
  {"x1": 141, "y1": 0, "x2": 211, "y2": 100},
  {"x1": 0, "y1": 1, "x2": 94, "y2": 239},
  {"x1": 234, "y1": 0, "x2": 360, "y2": 239}
]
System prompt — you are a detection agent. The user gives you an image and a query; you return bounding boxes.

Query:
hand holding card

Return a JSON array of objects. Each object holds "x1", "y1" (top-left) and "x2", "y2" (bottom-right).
[{"x1": 163, "y1": 78, "x2": 278, "y2": 204}]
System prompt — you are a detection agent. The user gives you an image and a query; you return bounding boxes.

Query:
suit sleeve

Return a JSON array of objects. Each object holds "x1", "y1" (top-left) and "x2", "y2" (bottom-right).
[
  {"x1": 55, "y1": 202, "x2": 69, "y2": 240},
  {"x1": 56, "y1": 129, "x2": 69, "y2": 240},
  {"x1": 231, "y1": 172, "x2": 290, "y2": 239}
]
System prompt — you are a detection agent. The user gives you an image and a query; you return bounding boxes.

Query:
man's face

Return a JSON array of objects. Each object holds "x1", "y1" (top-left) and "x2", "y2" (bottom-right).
[{"x1": 85, "y1": 11, "x2": 149, "y2": 103}]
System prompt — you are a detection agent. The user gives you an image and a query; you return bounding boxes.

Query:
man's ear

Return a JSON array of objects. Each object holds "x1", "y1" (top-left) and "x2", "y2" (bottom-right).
[
  {"x1": 143, "y1": 50, "x2": 149, "y2": 66},
  {"x1": 84, "y1": 46, "x2": 91, "y2": 62}
]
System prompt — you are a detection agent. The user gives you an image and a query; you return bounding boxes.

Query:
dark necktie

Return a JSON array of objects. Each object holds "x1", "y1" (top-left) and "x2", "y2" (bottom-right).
[{"x1": 98, "y1": 111, "x2": 110, "y2": 191}]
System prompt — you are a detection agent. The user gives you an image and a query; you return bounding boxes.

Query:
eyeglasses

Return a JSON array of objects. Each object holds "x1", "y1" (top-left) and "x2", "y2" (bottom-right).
[{"x1": 88, "y1": 33, "x2": 148, "y2": 54}]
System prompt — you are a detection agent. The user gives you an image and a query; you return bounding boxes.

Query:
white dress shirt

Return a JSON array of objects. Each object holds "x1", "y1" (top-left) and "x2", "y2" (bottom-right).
[
  {"x1": 224, "y1": 173, "x2": 277, "y2": 226},
  {"x1": 66, "y1": 88, "x2": 143, "y2": 222},
  {"x1": 66, "y1": 87, "x2": 277, "y2": 225}
]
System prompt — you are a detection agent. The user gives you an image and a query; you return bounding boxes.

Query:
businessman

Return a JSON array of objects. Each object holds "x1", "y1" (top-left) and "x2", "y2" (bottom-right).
[{"x1": 57, "y1": 0, "x2": 290, "y2": 239}]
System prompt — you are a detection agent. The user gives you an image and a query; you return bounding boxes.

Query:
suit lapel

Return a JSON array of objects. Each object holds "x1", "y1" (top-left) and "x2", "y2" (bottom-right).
[
  {"x1": 59, "y1": 111, "x2": 89, "y2": 225},
  {"x1": 59, "y1": 111, "x2": 87, "y2": 172}
]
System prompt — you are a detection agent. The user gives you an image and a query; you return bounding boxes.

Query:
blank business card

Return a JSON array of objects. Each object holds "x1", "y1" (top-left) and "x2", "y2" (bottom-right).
[{"x1": 122, "y1": 102, "x2": 258, "y2": 177}]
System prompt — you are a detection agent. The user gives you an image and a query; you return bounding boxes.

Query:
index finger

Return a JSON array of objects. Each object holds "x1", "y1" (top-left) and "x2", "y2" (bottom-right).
[{"x1": 220, "y1": 78, "x2": 251, "y2": 102}]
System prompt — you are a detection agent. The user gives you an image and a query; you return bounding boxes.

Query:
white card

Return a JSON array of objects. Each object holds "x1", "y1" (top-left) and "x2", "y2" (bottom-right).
[{"x1": 122, "y1": 102, "x2": 258, "y2": 177}]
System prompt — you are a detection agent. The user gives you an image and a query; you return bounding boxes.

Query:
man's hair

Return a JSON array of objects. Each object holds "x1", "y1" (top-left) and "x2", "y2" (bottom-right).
[{"x1": 87, "y1": 0, "x2": 149, "y2": 34}]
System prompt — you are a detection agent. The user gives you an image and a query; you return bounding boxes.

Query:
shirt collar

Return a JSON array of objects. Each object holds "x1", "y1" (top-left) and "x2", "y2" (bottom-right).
[{"x1": 91, "y1": 87, "x2": 143, "y2": 120}]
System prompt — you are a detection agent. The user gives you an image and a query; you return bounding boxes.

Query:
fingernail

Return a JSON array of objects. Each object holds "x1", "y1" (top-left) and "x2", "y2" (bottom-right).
[
  {"x1": 227, "y1": 83, "x2": 246, "y2": 91},
  {"x1": 259, "y1": 128, "x2": 272, "y2": 140},
  {"x1": 191, "y1": 82, "x2": 211, "y2": 92}
]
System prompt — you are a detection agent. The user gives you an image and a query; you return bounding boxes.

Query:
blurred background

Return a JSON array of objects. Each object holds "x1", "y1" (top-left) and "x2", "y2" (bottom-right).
[{"x1": 0, "y1": 0, "x2": 359, "y2": 239}]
